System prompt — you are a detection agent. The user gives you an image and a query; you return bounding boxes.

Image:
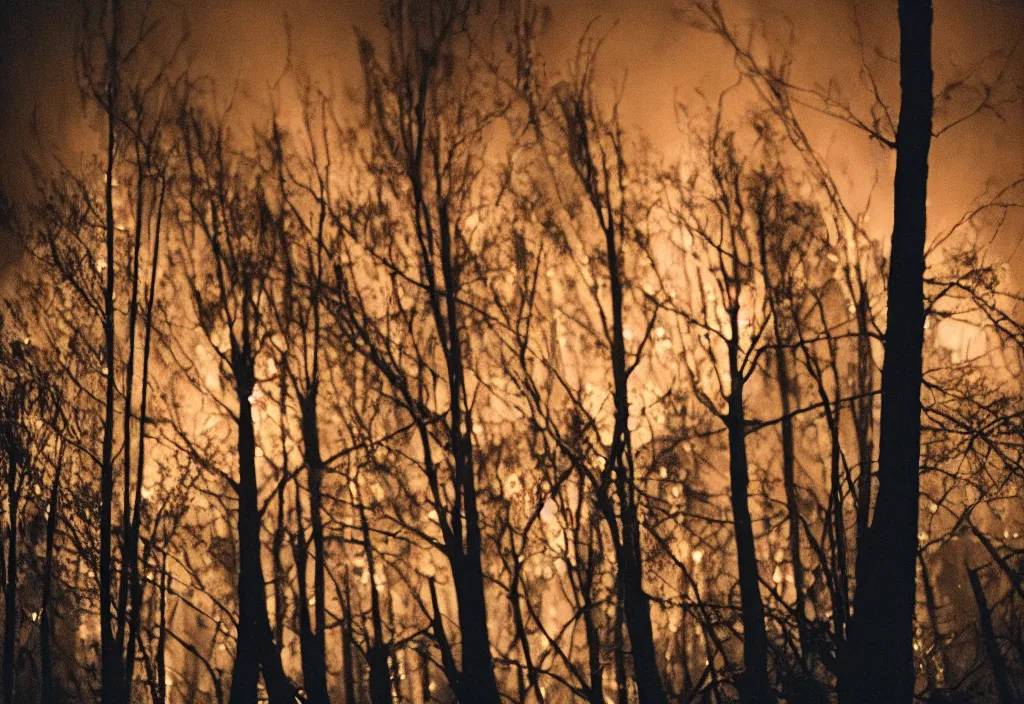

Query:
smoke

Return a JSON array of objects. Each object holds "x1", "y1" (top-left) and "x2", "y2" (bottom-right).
[{"x1": 1, "y1": 0, "x2": 1022, "y2": 280}]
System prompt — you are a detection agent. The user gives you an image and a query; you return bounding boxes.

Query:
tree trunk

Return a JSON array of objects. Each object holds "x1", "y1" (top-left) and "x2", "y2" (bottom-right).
[
  {"x1": 418, "y1": 647, "x2": 432, "y2": 704},
  {"x1": 826, "y1": 401, "x2": 850, "y2": 647},
  {"x1": 726, "y1": 402, "x2": 773, "y2": 704},
  {"x1": 604, "y1": 209, "x2": 668, "y2": 704},
  {"x1": 613, "y1": 585, "x2": 628, "y2": 704},
  {"x1": 841, "y1": 1, "x2": 933, "y2": 701},
  {"x1": 341, "y1": 573, "x2": 356, "y2": 704},
  {"x1": 100, "y1": 3, "x2": 124, "y2": 701},
  {"x1": 447, "y1": 555, "x2": 498, "y2": 704},
  {"x1": 367, "y1": 645, "x2": 393, "y2": 704},
  {"x1": 775, "y1": 350, "x2": 808, "y2": 659},
  {"x1": 229, "y1": 382, "x2": 294, "y2": 704},
  {"x1": 123, "y1": 206, "x2": 163, "y2": 700},
  {"x1": 156, "y1": 554, "x2": 168, "y2": 704},
  {"x1": 40, "y1": 442, "x2": 65, "y2": 704},
  {"x1": 293, "y1": 485, "x2": 317, "y2": 704},
  {"x1": 297, "y1": 394, "x2": 329, "y2": 704},
  {"x1": 2, "y1": 424, "x2": 18, "y2": 704},
  {"x1": 582, "y1": 550, "x2": 604, "y2": 704},
  {"x1": 618, "y1": 541, "x2": 668, "y2": 704},
  {"x1": 508, "y1": 544, "x2": 542, "y2": 703},
  {"x1": 360, "y1": 498, "x2": 392, "y2": 704},
  {"x1": 114, "y1": 161, "x2": 149, "y2": 702},
  {"x1": 272, "y1": 488, "x2": 286, "y2": 648},
  {"x1": 435, "y1": 209, "x2": 501, "y2": 704},
  {"x1": 852, "y1": 283, "x2": 875, "y2": 549},
  {"x1": 726, "y1": 320, "x2": 773, "y2": 704},
  {"x1": 967, "y1": 568, "x2": 1013, "y2": 704},
  {"x1": 755, "y1": 196, "x2": 807, "y2": 664},
  {"x1": 919, "y1": 556, "x2": 952, "y2": 691}
]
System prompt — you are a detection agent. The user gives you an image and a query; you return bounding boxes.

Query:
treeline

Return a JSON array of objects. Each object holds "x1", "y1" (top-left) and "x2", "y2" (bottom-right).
[{"x1": 1, "y1": 0, "x2": 1023, "y2": 703}]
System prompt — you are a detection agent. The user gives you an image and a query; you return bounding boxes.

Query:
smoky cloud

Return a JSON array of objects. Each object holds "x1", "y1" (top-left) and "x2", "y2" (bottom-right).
[{"x1": 1, "y1": 0, "x2": 1022, "y2": 280}]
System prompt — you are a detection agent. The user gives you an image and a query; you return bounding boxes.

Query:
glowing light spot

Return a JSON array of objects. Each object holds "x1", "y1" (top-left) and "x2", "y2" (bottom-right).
[{"x1": 503, "y1": 474, "x2": 522, "y2": 497}]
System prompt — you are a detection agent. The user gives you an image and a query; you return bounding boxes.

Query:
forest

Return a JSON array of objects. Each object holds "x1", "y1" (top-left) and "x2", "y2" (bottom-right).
[{"x1": 0, "y1": 0, "x2": 1022, "y2": 702}]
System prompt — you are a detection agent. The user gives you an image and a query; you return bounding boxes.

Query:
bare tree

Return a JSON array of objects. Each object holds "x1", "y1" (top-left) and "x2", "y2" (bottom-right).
[
  {"x1": 842, "y1": 2, "x2": 933, "y2": 699},
  {"x1": 176, "y1": 105, "x2": 297, "y2": 704},
  {"x1": 329, "y1": 2, "x2": 505, "y2": 700}
]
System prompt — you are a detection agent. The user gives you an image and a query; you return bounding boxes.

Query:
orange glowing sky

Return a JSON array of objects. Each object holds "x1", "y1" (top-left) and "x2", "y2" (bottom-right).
[{"x1": 1, "y1": 0, "x2": 1022, "y2": 280}]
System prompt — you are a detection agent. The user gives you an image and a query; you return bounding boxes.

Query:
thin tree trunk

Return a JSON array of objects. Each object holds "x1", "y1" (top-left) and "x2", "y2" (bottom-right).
[
  {"x1": 919, "y1": 555, "x2": 951, "y2": 691},
  {"x1": 156, "y1": 552, "x2": 168, "y2": 704},
  {"x1": 679, "y1": 590, "x2": 693, "y2": 696},
  {"x1": 618, "y1": 541, "x2": 667, "y2": 704},
  {"x1": 775, "y1": 351, "x2": 808, "y2": 658},
  {"x1": 291, "y1": 440, "x2": 316, "y2": 704},
  {"x1": 435, "y1": 216, "x2": 501, "y2": 704},
  {"x1": 418, "y1": 647, "x2": 431, "y2": 704},
  {"x1": 272, "y1": 484, "x2": 286, "y2": 648},
  {"x1": 755, "y1": 221, "x2": 808, "y2": 663},
  {"x1": 970, "y1": 523, "x2": 1024, "y2": 601},
  {"x1": 123, "y1": 182, "x2": 164, "y2": 699},
  {"x1": 966, "y1": 567, "x2": 1013, "y2": 704},
  {"x1": 359, "y1": 499, "x2": 392, "y2": 704},
  {"x1": 341, "y1": 572, "x2": 356, "y2": 704},
  {"x1": 582, "y1": 600, "x2": 603, "y2": 704},
  {"x1": 727, "y1": 340, "x2": 772, "y2": 703},
  {"x1": 726, "y1": 411, "x2": 772, "y2": 703},
  {"x1": 842, "y1": 1, "x2": 933, "y2": 700},
  {"x1": 613, "y1": 583, "x2": 628, "y2": 704},
  {"x1": 100, "y1": 3, "x2": 124, "y2": 701},
  {"x1": 604, "y1": 207, "x2": 668, "y2": 704},
  {"x1": 228, "y1": 382, "x2": 294, "y2": 704},
  {"x1": 508, "y1": 541, "x2": 542, "y2": 703},
  {"x1": 114, "y1": 152, "x2": 149, "y2": 701},
  {"x1": 826, "y1": 401, "x2": 849, "y2": 647},
  {"x1": 2, "y1": 424, "x2": 19, "y2": 704},
  {"x1": 852, "y1": 283, "x2": 875, "y2": 549},
  {"x1": 297, "y1": 393, "x2": 329, "y2": 704},
  {"x1": 582, "y1": 544, "x2": 604, "y2": 704},
  {"x1": 40, "y1": 438, "x2": 65, "y2": 704}
]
